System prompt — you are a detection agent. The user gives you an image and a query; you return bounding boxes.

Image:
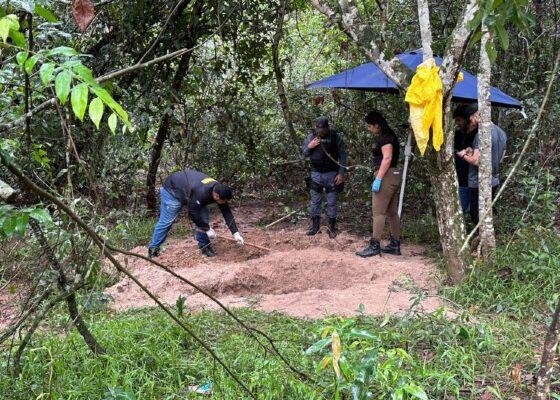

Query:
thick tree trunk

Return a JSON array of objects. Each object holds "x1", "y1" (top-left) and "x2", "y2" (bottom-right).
[
  {"x1": 477, "y1": 29, "x2": 496, "y2": 259},
  {"x1": 272, "y1": 0, "x2": 299, "y2": 146},
  {"x1": 535, "y1": 295, "x2": 560, "y2": 399},
  {"x1": 146, "y1": 0, "x2": 203, "y2": 211},
  {"x1": 416, "y1": 0, "x2": 467, "y2": 282}
]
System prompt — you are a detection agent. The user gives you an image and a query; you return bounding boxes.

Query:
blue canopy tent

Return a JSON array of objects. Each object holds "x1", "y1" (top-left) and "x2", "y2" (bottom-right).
[{"x1": 306, "y1": 49, "x2": 523, "y2": 216}]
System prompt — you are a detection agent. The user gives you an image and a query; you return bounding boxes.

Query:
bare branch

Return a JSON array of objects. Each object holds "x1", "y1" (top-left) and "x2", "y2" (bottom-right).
[
  {"x1": 416, "y1": 0, "x2": 433, "y2": 60},
  {"x1": 309, "y1": 0, "x2": 409, "y2": 90}
]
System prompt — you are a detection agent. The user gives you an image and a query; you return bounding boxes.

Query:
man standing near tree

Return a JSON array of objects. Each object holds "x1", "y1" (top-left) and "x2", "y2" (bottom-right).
[
  {"x1": 455, "y1": 105, "x2": 507, "y2": 226},
  {"x1": 147, "y1": 169, "x2": 244, "y2": 258},
  {"x1": 302, "y1": 116, "x2": 348, "y2": 238}
]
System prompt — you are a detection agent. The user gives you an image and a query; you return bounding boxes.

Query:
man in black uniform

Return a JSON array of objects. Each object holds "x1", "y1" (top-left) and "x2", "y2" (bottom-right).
[
  {"x1": 302, "y1": 116, "x2": 348, "y2": 238},
  {"x1": 453, "y1": 105, "x2": 476, "y2": 215},
  {"x1": 147, "y1": 169, "x2": 244, "y2": 257}
]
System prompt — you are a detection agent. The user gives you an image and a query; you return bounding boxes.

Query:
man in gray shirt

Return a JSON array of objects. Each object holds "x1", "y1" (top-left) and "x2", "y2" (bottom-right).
[{"x1": 456, "y1": 105, "x2": 507, "y2": 225}]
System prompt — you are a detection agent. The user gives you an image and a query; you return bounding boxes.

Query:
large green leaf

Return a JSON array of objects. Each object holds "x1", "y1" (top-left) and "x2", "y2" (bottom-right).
[
  {"x1": 16, "y1": 51, "x2": 28, "y2": 66},
  {"x1": 46, "y1": 46, "x2": 79, "y2": 57},
  {"x1": 71, "y1": 83, "x2": 89, "y2": 121},
  {"x1": 88, "y1": 97, "x2": 104, "y2": 129},
  {"x1": 402, "y1": 383, "x2": 428, "y2": 400},
  {"x1": 35, "y1": 5, "x2": 58, "y2": 22},
  {"x1": 54, "y1": 70, "x2": 72, "y2": 104},
  {"x1": 305, "y1": 337, "x2": 332, "y2": 355},
  {"x1": 24, "y1": 55, "x2": 39, "y2": 75},
  {"x1": 73, "y1": 63, "x2": 95, "y2": 85},
  {"x1": 91, "y1": 86, "x2": 131, "y2": 127},
  {"x1": 0, "y1": 17, "x2": 11, "y2": 43},
  {"x1": 39, "y1": 62, "x2": 56, "y2": 85},
  {"x1": 29, "y1": 208, "x2": 52, "y2": 224}
]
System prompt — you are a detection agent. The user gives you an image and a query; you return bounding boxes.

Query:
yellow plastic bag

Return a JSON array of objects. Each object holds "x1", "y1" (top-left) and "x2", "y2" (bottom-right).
[{"x1": 405, "y1": 58, "x2": 463, "y2": 156}]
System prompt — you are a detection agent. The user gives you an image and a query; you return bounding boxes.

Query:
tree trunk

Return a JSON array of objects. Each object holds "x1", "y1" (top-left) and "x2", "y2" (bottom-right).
[
  {"x1": 418, "y1": 0, "x2": 467, "y2": 283},
  {"x1": 477, "y1": 29, "x2": 496, "y2": 260},
  {"x1": 146, "y1": 0, "x2": 203, "y2": 211},
  {"x1": 272, "y1": 0, "x2": 299, "y2": 146},
  {"x1": 535, "y1": 295, "x2": 560, "y2": 399}
]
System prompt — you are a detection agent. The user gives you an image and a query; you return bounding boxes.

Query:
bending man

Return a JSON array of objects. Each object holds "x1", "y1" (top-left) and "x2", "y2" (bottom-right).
[{"x1": 147, "y1": 169, "x2": 244, "y2": 258}]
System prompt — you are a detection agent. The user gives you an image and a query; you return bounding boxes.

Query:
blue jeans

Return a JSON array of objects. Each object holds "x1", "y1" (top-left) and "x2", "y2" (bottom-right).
[
  {"x1": 148, "y1": 188, "x2": 211, "y2": 250},
  {"x1": 459, "y1": 186, "x2": 470, "y2": 215}
]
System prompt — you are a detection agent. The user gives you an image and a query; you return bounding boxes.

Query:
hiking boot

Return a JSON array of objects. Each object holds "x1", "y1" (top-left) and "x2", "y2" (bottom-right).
[
  {"x1": 200, "y1": 245, "x2": 216, "y2": 257},
  {"x1": 327, "y1": 217, "x2": 337, "y2": 239},
  {"x1": 381, "y1": 236, "x2": 401, "y2": 255},
  {"x1": 148, "y1": 247, "x2": 160, "y2": 258},
  {"x1": 356, "y1": 239, "x2": 381, "y2": 258},
  {"x1": 306, "y1": 216, "x2": 321, "y2": 236}
]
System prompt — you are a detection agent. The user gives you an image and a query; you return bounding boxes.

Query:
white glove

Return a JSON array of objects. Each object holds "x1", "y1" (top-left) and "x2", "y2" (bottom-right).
[
  {"x1": 206, "y1": 228, "x2": 216, "y2": 240},
  {"x1": 233, "y1": 232, "x2": 244, "y2": 245}
]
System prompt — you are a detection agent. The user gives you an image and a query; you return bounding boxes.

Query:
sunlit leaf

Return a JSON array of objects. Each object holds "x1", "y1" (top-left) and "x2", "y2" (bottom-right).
[
  {"x1": 88, "y1": 97, "x2": 104, "y2": 129},
  {"x1": 71, "y1": 83, "x2": 89, "y2": 121},
  {"x1": 55, "y1": 70, "x2": 72, "y2": 104},
  {"x1": 16, "y1": 51, "x2": 28, "y2": 66},
  {"x1": 108, "y1": 113, "x2": 117, "y2": 134},
  {"x1": 39, "y1": 63, "x2": 56, "y2": 85},
  {"x1": 332, "y1": 330, "x2": 341, "y2": 378},
  {"x1": 24, "y1": 55, "x2": 39, "y2": 74}
]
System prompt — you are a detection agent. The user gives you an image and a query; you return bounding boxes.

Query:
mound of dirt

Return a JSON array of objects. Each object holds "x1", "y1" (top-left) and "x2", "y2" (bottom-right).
[{"x1": 106, "y1": 208, "x2": 443, "y2": 318}]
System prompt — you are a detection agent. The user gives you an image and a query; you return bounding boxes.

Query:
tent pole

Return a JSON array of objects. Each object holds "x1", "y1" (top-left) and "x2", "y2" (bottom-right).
[{"x1": 398, "y1": 129, "x2": 413, "y2": 218}]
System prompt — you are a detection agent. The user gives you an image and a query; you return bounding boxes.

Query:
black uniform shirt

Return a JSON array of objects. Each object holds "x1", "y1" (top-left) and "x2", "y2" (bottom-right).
[
  {"x1": 373, "y1": 132, "x2": 400, "y2": 168},
  {"x1": 163, "y1": 169, "x2": 238, "y2": 234}
]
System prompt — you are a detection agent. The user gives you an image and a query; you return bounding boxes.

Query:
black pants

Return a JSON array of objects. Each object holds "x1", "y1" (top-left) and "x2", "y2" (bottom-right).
[{"x1": 468, "y1": 185, "x2": 498, "y2": 226}]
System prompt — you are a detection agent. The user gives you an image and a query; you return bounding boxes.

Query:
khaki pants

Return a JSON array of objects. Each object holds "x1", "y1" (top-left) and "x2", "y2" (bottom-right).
[{"x1": 372, "y1": 168, "x2": 401, "y2": 240}]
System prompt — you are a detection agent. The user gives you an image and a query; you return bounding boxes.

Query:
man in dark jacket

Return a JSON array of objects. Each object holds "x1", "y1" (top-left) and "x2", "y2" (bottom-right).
[
  {"x1": 453, "y1": 105, "x2": 477, "y2": 215},
  {"x1": 147, "y1": 169, "x2": 243, "y2": 258},
  {"x1": 302, "y1": 116, "x2": 348, "y2": 238}
]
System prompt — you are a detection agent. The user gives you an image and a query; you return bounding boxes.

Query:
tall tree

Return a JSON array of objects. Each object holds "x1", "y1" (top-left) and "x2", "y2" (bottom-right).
[{"x1": 477, "y1": 25, "x2": 496, "y2": 259}]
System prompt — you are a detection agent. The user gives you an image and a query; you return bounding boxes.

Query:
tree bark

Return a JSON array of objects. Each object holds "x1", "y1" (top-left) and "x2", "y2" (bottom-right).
[
  {"x1": 272, "y1": 0, "x2": 299, "y2": 146},
  {"x1": 416, "y1": 0, "x2": 468, "y2": 282},
  {"x1": 535, "y1": 295, "x2": 560, "y2": 400},
  {"x1": 477, "y1": 29, "x2": 496, "y2": 259},
  {"x1": 146, "y1": 0, "x2": 203, "y2": 211}
]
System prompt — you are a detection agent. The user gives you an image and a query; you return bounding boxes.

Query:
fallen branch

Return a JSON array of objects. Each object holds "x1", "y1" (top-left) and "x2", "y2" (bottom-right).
[{"x1": 265, "y1": 210, "x2": 298, "y2": 229}]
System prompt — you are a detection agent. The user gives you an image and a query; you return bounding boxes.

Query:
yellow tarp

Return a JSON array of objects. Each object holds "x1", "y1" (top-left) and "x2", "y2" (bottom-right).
[{"x1": 405, "y1": 58, "x2": 463, "y2": 156}]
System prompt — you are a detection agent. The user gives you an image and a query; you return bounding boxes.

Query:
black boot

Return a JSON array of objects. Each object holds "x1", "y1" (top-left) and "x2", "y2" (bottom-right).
[
  {"x1": 381, "y1": 236, "x2": 401, "y2": 255},
  {"x1": 327, "y1": 218, "x2": 337, "y2": 239},
  {"x1": 356, "y1": 239, "x2": 381, "y2": 258},
  {"x1": 306, "y1": 216, "x2": 321, "y2": 236},
  {"x1": 200, "y1": 245, "x2": 216, "y2": 257},
  {"x1": 148, "y1": 247, "x2": 160, "y2": 258}
]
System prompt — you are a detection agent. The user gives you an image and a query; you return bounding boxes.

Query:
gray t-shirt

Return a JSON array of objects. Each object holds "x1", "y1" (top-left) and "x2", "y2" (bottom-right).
[{"x1": 468, "y1": 124, "x2": 507, "y2": 188}]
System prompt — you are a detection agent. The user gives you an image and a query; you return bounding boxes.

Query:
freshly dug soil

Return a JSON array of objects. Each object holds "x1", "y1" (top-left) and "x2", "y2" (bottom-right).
[{"x1": 106, "y1": 208, "x2": 442, "y2": 318}]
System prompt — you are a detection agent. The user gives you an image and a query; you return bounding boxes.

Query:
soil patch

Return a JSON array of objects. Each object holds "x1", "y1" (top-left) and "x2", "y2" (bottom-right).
[{"x1": 106, "y1": 206, "x2": 443, "y2": 318}]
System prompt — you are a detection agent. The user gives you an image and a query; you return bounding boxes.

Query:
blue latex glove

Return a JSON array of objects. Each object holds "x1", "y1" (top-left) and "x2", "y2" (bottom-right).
[{"x1": 371, "y1": 178, "x2": 382, "y2": 192}]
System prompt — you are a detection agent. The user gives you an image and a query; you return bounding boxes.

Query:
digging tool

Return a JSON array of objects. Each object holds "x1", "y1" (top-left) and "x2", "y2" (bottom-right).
[
  {"x1": 220, "y1": 236, "x2": 271, "y2": 252},
  {"x1": 264, "y1": 210, "x2": 298, "y2": 229}
]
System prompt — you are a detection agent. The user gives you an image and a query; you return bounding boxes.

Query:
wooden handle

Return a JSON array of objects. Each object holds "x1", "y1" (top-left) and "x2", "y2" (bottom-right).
[{"x1": 220, "y1": 236, "x2": 271, "y2": 252}]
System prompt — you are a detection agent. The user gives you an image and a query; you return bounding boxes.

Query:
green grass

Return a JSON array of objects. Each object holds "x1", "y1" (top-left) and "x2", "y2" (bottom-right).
[
  {"x1": 2, "y1": 219, "x2": 558, "y2": 399},
  {"x1": 0, "y1": 304, "x2": 543, "y2": 399}
]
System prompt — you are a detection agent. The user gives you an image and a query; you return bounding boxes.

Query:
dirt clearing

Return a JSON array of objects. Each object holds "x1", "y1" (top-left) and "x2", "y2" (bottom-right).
[{"x1": 106, "y1": 206, "x2": 443, "y2": 318}]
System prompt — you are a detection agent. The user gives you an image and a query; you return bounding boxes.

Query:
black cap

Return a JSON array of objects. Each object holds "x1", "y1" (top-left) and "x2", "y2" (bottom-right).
[{"x1": 315, "y1": 116, "x2": 329, "y2": 134}]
